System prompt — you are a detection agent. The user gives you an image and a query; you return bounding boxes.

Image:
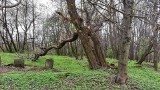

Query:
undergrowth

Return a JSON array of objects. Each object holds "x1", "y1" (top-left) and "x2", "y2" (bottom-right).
[{"x1": 0, "y1": 53, "x2": 160, "y2": 90}]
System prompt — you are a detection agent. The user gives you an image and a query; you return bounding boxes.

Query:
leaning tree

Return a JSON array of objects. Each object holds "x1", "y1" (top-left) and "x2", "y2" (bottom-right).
[
  {"x1": 65, "y1": 0, "x2": 111, "y2": 69},
  {"x1": 32, "y1": 0, "x2": 111, "y2": 69}
]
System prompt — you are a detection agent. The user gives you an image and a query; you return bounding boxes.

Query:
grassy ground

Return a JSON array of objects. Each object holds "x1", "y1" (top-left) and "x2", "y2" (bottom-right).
[{"x1": 0, "y1": 53, "x2": 160, "y2": 90}]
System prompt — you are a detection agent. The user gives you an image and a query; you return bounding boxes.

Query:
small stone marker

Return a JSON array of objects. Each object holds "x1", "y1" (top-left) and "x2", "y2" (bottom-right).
[
  {"x1": 45, "y1": 58, "x2": 54, "y2": 69},
  {"x1": 14, "y1": 58, "x2": 24, "y2": 68}
]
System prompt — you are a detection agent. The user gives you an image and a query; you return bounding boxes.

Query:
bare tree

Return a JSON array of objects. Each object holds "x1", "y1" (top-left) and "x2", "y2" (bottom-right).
[
  {"x1": 115, "y1": 0, "x2": 134, "y2": 85},
  {"x1": 61, "y1": 0, "x2": 110, "y2": 69}
]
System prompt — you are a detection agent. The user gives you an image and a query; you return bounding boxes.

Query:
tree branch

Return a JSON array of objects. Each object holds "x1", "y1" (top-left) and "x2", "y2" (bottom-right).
[
  {"x1": 0, "y1": 0, "x2": 21, "y2": 9},
  {"x1": 32, "y1": 32, "x2": 78, "y2": 61}
]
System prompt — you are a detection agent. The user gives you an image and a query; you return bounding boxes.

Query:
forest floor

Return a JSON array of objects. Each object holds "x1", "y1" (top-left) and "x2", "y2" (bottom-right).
[{"x1": 0, "y1": 53, "x2": 160, "y2": 90}]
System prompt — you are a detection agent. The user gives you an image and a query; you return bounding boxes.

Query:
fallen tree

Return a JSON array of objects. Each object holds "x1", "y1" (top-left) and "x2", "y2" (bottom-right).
[{"x1": 32, "y1": 32, "x2": 78, "y2": 61}]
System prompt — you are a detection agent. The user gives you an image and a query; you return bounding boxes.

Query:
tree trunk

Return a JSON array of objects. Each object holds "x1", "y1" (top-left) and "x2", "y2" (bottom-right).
[
  {"x1": 79, "y1": 32, "x2": 100, "y2": 69},
  {"x1": 153, "y1": 44, "x2": 158, "y2": 71},
  {"x1": 91, "y1": 33, "x2": 109, "y2": 67},
  {"x1": 3, "y1": 22, "x2": 18, "y2": 52},
  {"x1": 129, "y1": 34, "x2": 134, "y2": 60},
  {"x1": 152, "y1": 0, "x2": 159, "y2": 71},
  {"x1": 115, "y1": 0, "x2": 134, "y2": 85},
  {"x1": 65, "y1": 0, "x2": 109, "y2": 69},
  {"x1": 0, "y1": 31, "x2": 10, "y2": 52},
  {"x1": 153, "y1": 25, "x2": 159, "y2": 71},
  {"x1": 137, "y1": 41, "x2": 153, "y2": 64}
]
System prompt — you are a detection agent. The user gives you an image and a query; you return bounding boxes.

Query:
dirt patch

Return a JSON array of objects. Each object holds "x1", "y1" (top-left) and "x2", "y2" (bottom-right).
[
  {"x1": 0, "y1": 66, "x2": 14, "y2": 74},
  {"x1": 0, "y1": 64, "x2": 61, "y2": 74}
]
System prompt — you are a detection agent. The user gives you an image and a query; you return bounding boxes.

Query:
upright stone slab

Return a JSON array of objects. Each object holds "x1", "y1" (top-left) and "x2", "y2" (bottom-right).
[
  {"x1": 14, "y1": 58, "x2": 24, "y2": 68},
  {"x1": 45, "y1": 59, "x2": 54, "y2": 69}
]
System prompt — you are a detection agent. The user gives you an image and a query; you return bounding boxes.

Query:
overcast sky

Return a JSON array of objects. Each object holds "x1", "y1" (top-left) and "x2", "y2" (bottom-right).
[
  {"x1": 35, "y1": 0, "x2": 80, "y2": 15},
  {"x1": 36, "y1": 0, "x2": 57, "y2": 15}
]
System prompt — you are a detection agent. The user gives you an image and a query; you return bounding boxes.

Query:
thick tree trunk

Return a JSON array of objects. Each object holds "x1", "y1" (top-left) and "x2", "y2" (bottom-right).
[
  {"x1": 115, "y1": 0, "x2": 134, "y2": 85},
  {"x1": 91, "y1": 33, "x2": 109, "y2": 67},
  {"x1": 152, "y1": 0, "x2": 159, "y2": 71},
  {"x1": 129, "y1": 34, "x2": 134, "y2": 60},
  {"x1": 153, "y1": 25, "x2": 159, "y2": 71},
  {"x1": 153, "y1": 46, "x2": 158, "y2": 71},
  {"x1": 66, "y1": 0, "x2": 109, "y2": 69},
  {"x1": 79, "y1": 32, "x2": 100, "y2": 69}
]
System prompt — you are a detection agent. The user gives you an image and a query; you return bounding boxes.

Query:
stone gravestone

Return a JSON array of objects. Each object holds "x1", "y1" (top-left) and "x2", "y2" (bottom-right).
[
  {"x1": 14, "y1": 58, "x2": 24, "y2": 68},
  {"x1": 45, "y1": 59, "x2": 54, "y2": 69}
]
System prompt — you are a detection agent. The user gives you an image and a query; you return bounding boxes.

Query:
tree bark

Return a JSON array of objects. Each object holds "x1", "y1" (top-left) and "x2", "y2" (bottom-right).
[
  {"x1": 137, "y1": 41, "x2": 153, "y2": 64},
  {"x1": 65, "y1": 0, "x2": 109, "y2": 69},
  {"x1": 152, "y1": 0, "x2": 159, "y2": 71},
  {"x1": 115, "y1": 0, "x2": 134, "y2": 85}
]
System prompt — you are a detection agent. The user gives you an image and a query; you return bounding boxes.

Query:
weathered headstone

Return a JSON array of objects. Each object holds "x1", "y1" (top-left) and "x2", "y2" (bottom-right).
[
  {"x1": 14, "y1": 58, "x2": 24, "y2": 68},
  {"x1": 45, "y1": 59, "x2": 54, "y2": 69}
]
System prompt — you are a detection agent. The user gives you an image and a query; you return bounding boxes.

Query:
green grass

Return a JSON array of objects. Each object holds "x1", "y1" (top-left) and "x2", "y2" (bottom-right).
[{"x1": 0, "y1": 53, "x2": 160, "y2": 90}]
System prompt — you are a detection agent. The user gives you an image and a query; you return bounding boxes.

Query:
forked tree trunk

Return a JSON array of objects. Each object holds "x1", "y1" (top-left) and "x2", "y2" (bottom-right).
[
  {"x1": 79, "y1": 32, "x2": 100, "y2": 69},
  {"x1": 91, "y1": 33, "x2": 109, "y2": 67},
  {"x1": 115, "y1": 0, "x2": 134, "y2": 85},
  {"x1": 66, "y1": 0, "x2": 109, "y2": 69}
]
